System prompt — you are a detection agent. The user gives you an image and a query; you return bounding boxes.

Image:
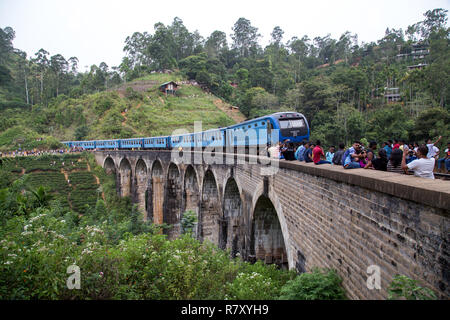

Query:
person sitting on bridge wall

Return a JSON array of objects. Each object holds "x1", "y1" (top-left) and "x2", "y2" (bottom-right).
[
  {"x1": 387, "y1": 148, "x2": 405, "y2": 174},
  {"x1": 343, "y1": 141, "x2": 363, "y2": 169},
  {"x1": 295, "y1": 140, "x2": 306, "y2": 161},
  {"x1": 304, "y1": 142, "x2": 314, "y2": 163},
  {"x1": 326, "y1": 146, "x2": 335, "y2": 163},
  {"x1": 281, "y1": 140, "x2": 296, "y2": 161},
  {"x1": 268, "y1": 142, "x2": 281, "y2": 159},
  {"x1": 369, "y1": 148, "x2": 388, "y2": 171},
  {"x1": 332, "y1": 143, "x2": 345, "y2": 165},
  {"x1": 313, "y1": 140, "x2": 331, "y2": 165},
  {"x1": 437, "y1": 142, "x2": 450, "y2": 173},
  {"x1": 402, "y1": 144, "x2": 435, "y2": 179},
  {"x1": 363, "y1": 141, "x2": 377, "y2": 169}
]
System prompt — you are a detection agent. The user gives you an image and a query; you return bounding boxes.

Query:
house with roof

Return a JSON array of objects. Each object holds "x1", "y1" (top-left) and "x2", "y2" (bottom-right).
[{"x1": 159, "y1": 81, "x2": 179, "y2": 96}]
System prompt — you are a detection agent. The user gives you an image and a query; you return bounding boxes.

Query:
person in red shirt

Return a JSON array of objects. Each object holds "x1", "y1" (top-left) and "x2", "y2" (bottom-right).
[
  {"x1": 312, "y1": 140, "x2": 332, "y2": 165},
  {"x1": 393, "y1": 139, "x2": 400, "y2": 150}
]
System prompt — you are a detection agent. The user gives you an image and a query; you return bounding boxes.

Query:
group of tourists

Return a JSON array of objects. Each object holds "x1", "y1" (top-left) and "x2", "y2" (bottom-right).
[
  {"x1": 0, "y1": 147, "x2": 84, "y2": 158},
  {"x1": 269, "y1": 136, "x2": 449, "y2": 180}
]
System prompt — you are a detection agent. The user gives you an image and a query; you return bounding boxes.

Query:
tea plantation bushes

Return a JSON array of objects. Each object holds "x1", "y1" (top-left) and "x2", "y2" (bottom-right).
[
  {"x1": 1, "y1": 154, "x2": 100, "y2": 214},
  {"x1": 69, "y1": 172, "x2": 99, "y2": 214},
  {"x1": 27, "y1": 172, "x2": 70, "y2": 194}
]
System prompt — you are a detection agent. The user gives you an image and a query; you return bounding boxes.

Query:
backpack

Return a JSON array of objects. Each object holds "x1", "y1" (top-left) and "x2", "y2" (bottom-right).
[{"x1": 332, "y1": 149, "x2": 344, "y2": 165}]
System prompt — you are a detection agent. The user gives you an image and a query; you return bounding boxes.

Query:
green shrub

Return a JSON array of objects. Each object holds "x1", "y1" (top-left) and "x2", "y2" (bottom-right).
[
  {"x1": 278, "y1": 268, "x2": 346, "y2": 300},
  {"x1": 388, "y1": 275, "x2": 437, "y2": 300},
  {"x1": 180, "y1": 210, "x2": 197, "y2": 235}
]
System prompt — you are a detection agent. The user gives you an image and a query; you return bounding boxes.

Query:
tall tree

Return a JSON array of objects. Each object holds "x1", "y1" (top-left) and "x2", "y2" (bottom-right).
[
  {"x1": 270, "y1": 26, "x2": 284, "y2": 48},
  {"x1": 205, "y1": 30, "x2": 228, "y2": 58},
  {"x1": 231, "y1": 18, "x2": 261, "y2": 58},
  {"x1": 33, "y1": 49, "x2": 49, "y2": 102}
]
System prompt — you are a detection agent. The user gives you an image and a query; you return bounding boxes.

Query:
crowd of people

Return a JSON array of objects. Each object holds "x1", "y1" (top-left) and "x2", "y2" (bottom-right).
[
  {"x1": 0, "y1": 147, "x2": 84, "y2": 158},
  {"x1": 269, "y1": 136, "x2": 449, "y2": 180}
]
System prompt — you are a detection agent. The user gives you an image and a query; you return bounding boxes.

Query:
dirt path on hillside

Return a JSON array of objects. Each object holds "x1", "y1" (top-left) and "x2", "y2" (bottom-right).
[
  {"x1": 213, "y1": 99, "x2": 246, "y2": 123},
  {"x1": 87, "y1": 162, "x2": 105, "y2": 201},
  {"x1": 61, "y1": 168, "x2": 73, "y2": 210}
]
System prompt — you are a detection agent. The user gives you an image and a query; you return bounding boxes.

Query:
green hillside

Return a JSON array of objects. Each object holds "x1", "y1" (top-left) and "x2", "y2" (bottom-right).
[{"x1": 0, "y1": 72, "x2": 241, "y2": 151}]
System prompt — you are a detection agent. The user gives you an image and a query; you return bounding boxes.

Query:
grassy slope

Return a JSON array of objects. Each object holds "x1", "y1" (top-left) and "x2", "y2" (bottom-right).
[{"x1": 0, "y1": 72, "x2": 245, "y2": 150}]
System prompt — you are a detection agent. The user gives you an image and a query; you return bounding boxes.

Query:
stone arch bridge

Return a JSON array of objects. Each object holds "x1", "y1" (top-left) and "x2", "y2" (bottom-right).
[{"x1": 94, "y1": 150, "x2": 449, "y2": 300}]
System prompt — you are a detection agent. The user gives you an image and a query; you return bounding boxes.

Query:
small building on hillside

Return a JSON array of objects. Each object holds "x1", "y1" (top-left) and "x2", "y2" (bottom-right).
[
  {"x1": 159, "y1": 81, "x2": 179, "y2": 95},
  {"x1": 407, "y1": 63, "x2": 428, "y2": 71},
  {"x1": 384, "y1": 87, "x2": 401, "y2": 103}
]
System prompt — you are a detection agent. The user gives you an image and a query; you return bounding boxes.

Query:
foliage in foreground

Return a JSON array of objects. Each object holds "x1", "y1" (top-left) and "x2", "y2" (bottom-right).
[
  {"x1": 278, "y1": 268, "x2": 347, "y2": 300},
  {"x1": 0, "y1": 153, "x2": 440, "y2": 300},
  {"x1": 388, "y1": 275, "x2": 437, "y2": 300},
  {"x1": 0, "y1": 153, "x2": 351, "y2": 300}
]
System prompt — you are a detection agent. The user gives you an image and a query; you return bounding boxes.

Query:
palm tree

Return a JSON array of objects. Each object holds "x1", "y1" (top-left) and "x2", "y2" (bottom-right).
[{"x1": 30, "y1": 186, "x2": 53, "y2": 208}]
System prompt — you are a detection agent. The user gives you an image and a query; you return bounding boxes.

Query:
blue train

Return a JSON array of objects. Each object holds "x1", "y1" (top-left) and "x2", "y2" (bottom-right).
[{"x1": 62, "y1": 112, "x2": 309, "y2": 152}]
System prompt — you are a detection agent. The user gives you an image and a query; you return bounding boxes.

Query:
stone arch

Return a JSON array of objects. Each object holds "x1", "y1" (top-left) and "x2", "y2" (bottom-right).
[
  {"x1": 119, "y1": 158, "x2": 132, "y2": 197},
  {"x1": 250, "y1": 195, "x2": 288, "y2": 269},
  {"x1": 103, "y1": 157, "x2": 116, "y2": 174},
  {"x1": 150, "y1": 160, "x2": 164, "y2": 224},
  {"x1": 200, "y1": 169, "x2": 221, "y2": 245},
  {"x1": 134, "y1": 159, "x2": 148, "y2": 218},
  {"x1": 220, "y1": 177, "x2": 244, "y2": 257},
  {"x1": 163, "y1": 162, "x2": 182, "y2": 238},
  {"x1": 183, "y1": 165, "x2": 200, "y2": 236}
]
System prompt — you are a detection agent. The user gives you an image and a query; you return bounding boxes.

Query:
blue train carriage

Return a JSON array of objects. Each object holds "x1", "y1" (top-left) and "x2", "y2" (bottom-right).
[
  {"x1": 66, "y1": 140, "x2": 95, "y2": 149},
  {"x1": 143, "y1": 136, "x2": 170, "y2": 149},
  {"x1": 95, "y1": 139, "x2": 119, "y2": 149},
  {"x1": 119, "y1": 138, "x2": 144, "y2": 149},
  {"x1": 171, "y1": 132, "x2": 195, "y2": 150},
  {"x1": 201, "y1": 128, "x2": 225, "y2": 149},
  {"x1": 225, "y1": 116, "x2": 273, "y2": 148},
  {"x1": 61, "y1": 141, "x2": 72, "y2": 148}
]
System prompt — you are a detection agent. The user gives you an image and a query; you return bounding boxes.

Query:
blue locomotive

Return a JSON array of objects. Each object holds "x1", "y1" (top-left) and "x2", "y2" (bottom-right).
[{"x1": 62, "y1": 112, "x2": 309, "y2": 151}]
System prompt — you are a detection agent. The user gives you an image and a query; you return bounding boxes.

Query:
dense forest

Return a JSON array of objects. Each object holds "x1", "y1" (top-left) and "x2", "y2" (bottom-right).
[{"x1": 0, "y1": 8, "x2": 449, "y2": 148}]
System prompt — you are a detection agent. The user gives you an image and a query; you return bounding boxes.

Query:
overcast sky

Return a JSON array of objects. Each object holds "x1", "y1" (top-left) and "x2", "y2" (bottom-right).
[{"x1": 1, "y1": 0, "x2": 449, "y2": 71}]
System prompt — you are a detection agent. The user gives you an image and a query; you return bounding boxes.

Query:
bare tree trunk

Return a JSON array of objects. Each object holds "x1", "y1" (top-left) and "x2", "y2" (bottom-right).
[
  {"x1": 40, "y1": 72, "x2": 43, "y2": 101},
  {"x1": 24, "y1": 71, "x2": 29, "y2": 104}
]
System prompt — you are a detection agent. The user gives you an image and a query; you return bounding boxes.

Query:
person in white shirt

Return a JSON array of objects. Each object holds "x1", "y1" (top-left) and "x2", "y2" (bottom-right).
[
  {"x1": 426, "y1": 135, "x2": 442, "y2": 158},
  {"x1": 267, "y1": 142, "x2": 281, "y2": 159},
  {"x1": 402, "y1": 145, "x2": 435, "y2": 179}
]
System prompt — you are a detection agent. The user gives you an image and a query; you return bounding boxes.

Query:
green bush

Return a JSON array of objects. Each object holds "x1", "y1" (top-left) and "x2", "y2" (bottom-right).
[
  {"x1": 388, "y1": 275, "x2": 437, "y2": 300},
  {"x1": 180, "y1": 210, "x2": 197, "y2": 235},
  {"x1": 278, "y1": 268, "x2": 346, "y2": 300}
]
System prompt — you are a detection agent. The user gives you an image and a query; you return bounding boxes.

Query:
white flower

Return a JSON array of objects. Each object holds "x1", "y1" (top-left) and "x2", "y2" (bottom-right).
[{"x1": 4, "y1": 261, "x2": 12, "y2": 265}]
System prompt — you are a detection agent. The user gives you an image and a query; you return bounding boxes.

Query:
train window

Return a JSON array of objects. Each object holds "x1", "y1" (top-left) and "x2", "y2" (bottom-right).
[
  {"x1": 279, "y1": 119, "x2": 305, "y2": 129},
  {"x1": 262, "y1": 122, "x2": 265, "y2": 125}
]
